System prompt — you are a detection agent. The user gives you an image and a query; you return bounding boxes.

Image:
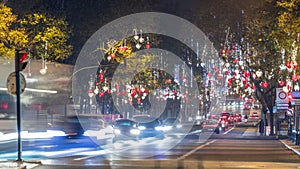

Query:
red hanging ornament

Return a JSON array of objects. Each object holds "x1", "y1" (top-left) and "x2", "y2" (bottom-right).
[
  {"x1": 292, "y1": 74, "x2": 298, "y2": 81},
  {"x1": 217, "y1": 74, "x2": 223, "y2": 80},
  {"x1": 99, "y1": 91, "x2": 105, "y2": 97},
  {"x1": 131, "y1": 89, "x2": 137, "y2": 97},
  {"x1": 279, "y1": 80, "x2": 285, "y2": 86},
  {"x1": 146, "y1": 43, "x2": 150, "y2": 49},
  {"x1": 286, "y1": 62, "x2": 292, "y2": 68},
  {"x1": 291, "y1": 61, "x2": 297, "y2": 69},
  {"x1": 99, "y1": 73, "x2": 104, "y2": 82},
  {"x1": 221, "y1": 49, "x2": 226, "y2": 56},
  {"x1": 233, "y1": 59, "x2": 238, "y2": 64},
  {"x1": 244, "y1": 84, "x2": 249, "y2": 89},
  {"x1": 251, "y1": 85, "x2": 256, "y2": 90},
  {"x1": 261, "y1": 82, "x2": 269, "y2": 88},
  {"x1": 110, "y1": 53, "x2": 115, "y2": 59}
]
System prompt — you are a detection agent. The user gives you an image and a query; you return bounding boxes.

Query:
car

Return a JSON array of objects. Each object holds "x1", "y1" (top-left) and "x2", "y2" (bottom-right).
[
  {"x1": 160, "y1": 117, "x2": 183, "y2": 132},
  {"x1": 221, "y1": 112, "x2": 230, "y2": 118},
  {"x1": 227, "y1": 114, "x2": 235, "y2": 124},
  {"x1": 234, "y1": 114, "x2": 242, "y2": 122},
  {"x1": 62, "y1": 115, "x2": 104, "y2": 137},
  {"x1": 201, "y1": 119, "x2": 219, "y2": 133},
  {"x1": 112, "y1": 119, "x2": 140, "y2": 143},
  {"x1": 218, "y1": 117, "x2": 229, "y2": 128},
  {"x1": 133, "y1": 115, "x2": 164, "y2": 139},
  {"x1": 250, "y1": 112, "x2": 260, "y2": 119}
]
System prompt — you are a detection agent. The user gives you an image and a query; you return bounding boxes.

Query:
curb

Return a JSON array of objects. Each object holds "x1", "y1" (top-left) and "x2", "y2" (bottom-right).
[{"x1": 280, "y1": 139, "x2": 300, "y2": 156}]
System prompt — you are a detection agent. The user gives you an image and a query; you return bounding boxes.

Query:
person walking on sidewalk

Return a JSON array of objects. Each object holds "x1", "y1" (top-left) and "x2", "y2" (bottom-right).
[
  {"x1": 244, "y1": 115, "x2": 248, "y2": 123},
  {"x1": 259, "y1": 119, "x2": 264, "y2": 136}
]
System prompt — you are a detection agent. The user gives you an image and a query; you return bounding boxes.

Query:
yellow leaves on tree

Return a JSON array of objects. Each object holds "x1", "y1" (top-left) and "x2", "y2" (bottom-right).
[{"x1": 0, "y1": 4, "x2": 72, "y2": 61}]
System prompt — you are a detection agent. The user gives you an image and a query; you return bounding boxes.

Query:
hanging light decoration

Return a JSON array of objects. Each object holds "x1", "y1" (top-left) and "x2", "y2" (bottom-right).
[
  {"x1": 255, "y1": 69, "x2": 263, "y2": 78},
  {"x1": 40, "y1": 41, "x2": 48, "y2": 75}
]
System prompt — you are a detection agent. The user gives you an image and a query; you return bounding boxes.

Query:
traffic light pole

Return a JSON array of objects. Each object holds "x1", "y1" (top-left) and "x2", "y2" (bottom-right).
[{"x1": 15, "y1": 50, "x2": 22, "y2": 162}]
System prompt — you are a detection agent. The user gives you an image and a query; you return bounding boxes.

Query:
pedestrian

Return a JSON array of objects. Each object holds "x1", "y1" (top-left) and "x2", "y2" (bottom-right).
[
  {"x1": 221, "y1": 120, "x2": 226, "y2": 132},
  {"x1": 259, "y1": 120, "x2": 264, "y2": 135},
  {"x1": 244, "y1": 115, "x2": 248, "y2": 123}
]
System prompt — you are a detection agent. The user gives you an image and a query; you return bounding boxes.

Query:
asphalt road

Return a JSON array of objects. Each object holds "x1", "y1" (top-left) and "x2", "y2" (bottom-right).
[
  {"x1": 31, "y1": 127, "x2": 300, "y2": 169},
  {"x1": 1, "y1": 126, "x2": 300, "y2": 169}
]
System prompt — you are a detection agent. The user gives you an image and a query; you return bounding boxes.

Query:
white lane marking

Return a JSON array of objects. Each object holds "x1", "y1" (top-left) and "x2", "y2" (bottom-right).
[
  {"x1": 74, "y1": 150, "x2": 107, "y2": 161},
  {"x1": 280, "y1": 140, "x2": 300, "y2": 156},
  {"x1": 177, "y1": 140, "x2": 216, "y2": 160},
  {"x1": 223, "y1": 127, "x2": 235, "y2": 135}
]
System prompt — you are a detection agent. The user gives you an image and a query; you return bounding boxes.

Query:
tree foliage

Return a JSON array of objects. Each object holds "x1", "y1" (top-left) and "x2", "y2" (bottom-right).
[
  {"x1": 0, "y1": 3, "x2": 72, "y2": 61},
  {"x1": 241, "y1": 0, "x2": 299, "y2": 135}
]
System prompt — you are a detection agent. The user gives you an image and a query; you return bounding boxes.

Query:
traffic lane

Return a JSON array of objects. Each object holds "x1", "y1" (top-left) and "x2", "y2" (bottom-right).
[
  {"x1": 0, "y1": 136, "x2": 102, "y2": 160},
  {"x1": 182, "y1": 139, "x2": 300, "y2": 163}
]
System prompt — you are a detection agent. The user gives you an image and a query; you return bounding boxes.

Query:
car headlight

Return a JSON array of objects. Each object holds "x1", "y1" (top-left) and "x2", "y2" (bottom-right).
[
  {"x1": 138, "y1": 126, "x2": 146, "y2": 130},
  {"x1": 155, "y1": 126, "x2": 163, "y2": 131},
  {"x1": 163, "y1": 126, "x2": 172, "y2": 131},
  {"x1": 130, "y1": 129, "x2": 140, "y2": 135},
  {"x1": 114, "y1": 129, "x2": 121, "y2": 135},
  {"x1": 176, "y1": 124, "x2": 182, "y2": 128}
]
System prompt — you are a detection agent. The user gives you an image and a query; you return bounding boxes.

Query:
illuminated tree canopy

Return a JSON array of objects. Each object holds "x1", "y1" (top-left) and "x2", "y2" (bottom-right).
[{"x1": 0, "y1": 4, "x2": 72, "y2": 61}]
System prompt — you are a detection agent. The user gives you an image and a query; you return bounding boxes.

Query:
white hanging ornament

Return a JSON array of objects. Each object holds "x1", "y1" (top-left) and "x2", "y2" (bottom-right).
[
  {"x1": 139, "y1": 29, "x2": 144, "y2": 43},
  {"x1": 136, "y1": 43, "x2": 141, "y2": 49},
  {"x1": 255, "y1": 69, "x2": 263, "y2": 78},
  {"x1": 103, "y1": 86, "x2": 109, "y2": 91},
  {"x1": 94, "y1": 87, "x2": 99, "y2": 94},
  {"x1": 133, "y1": 29, "x2": 139, "y2": 40}
]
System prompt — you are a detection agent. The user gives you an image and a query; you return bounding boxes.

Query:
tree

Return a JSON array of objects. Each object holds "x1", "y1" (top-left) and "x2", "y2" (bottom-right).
[
  {"x1": 19, "y1": 13, "x2": 73, "y2": 61},
  {"x1": 243, "y1": 0, "x2": 299, "y2": 135},
  {"x1": 0, "y1": 4, "x2": 28, "y2": 58},
  {"x1": 0, "y1": 3, "x2": 72, "y2": 61}
]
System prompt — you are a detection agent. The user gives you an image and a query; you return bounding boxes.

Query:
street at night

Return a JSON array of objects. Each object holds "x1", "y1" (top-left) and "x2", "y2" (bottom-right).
[{"x1": 0, "y1": 0, "x2": 300, "y2": 168}]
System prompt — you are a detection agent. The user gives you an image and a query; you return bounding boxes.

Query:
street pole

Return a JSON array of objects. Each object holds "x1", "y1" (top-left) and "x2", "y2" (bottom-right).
[{"x1": 15, "y1": 50, "x2": 22, "y2": 162}]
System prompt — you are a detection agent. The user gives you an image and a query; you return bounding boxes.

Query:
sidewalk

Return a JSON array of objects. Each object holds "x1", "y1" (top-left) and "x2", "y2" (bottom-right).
[
  {"x1": 0, "y1": 161, "x2": 41, "y2": 169},
  {"x1": 242, "y1": 127, "x2": 300, "y2": 156}
]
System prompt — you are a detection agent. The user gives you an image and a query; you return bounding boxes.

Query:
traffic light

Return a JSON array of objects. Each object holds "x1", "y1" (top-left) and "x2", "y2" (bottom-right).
[{"x1": 16, "y1": 50, "x2": 28, "y2": 71}]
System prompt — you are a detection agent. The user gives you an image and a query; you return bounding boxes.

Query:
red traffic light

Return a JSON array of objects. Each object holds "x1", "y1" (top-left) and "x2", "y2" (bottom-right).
[
  {"x1": 16, "y1": 51, "x2": 28, "y2": 71},
  {"x1": 19, "y1": 52, "x2": 27, "y2": 62}
]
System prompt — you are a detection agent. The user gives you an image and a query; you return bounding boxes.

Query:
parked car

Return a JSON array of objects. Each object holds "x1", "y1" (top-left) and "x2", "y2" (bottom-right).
[
  {"x1": 112, "y1": 119, "x2": 140, "y2": 143},
  {"x1": 133, "y1": 115, "x2": 164, "y2": 139}
]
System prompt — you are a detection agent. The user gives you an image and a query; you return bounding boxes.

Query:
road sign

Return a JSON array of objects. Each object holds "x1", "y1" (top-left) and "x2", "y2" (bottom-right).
[
  {"x1": 291, "y1": 99, "x2": 300, "y2": 106},
  {"x1": 6, "y1": 72, "x2": 26, "y2": 95},
  {"x1": 277, "y1": 106, "x2": 289, "y2": 110},
  {"x1": 292, "y1": 92, "x2": 300, "y2": 99},
  {"x1": 276, "y1": 88, "x2": 289, "y2": 104}
]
